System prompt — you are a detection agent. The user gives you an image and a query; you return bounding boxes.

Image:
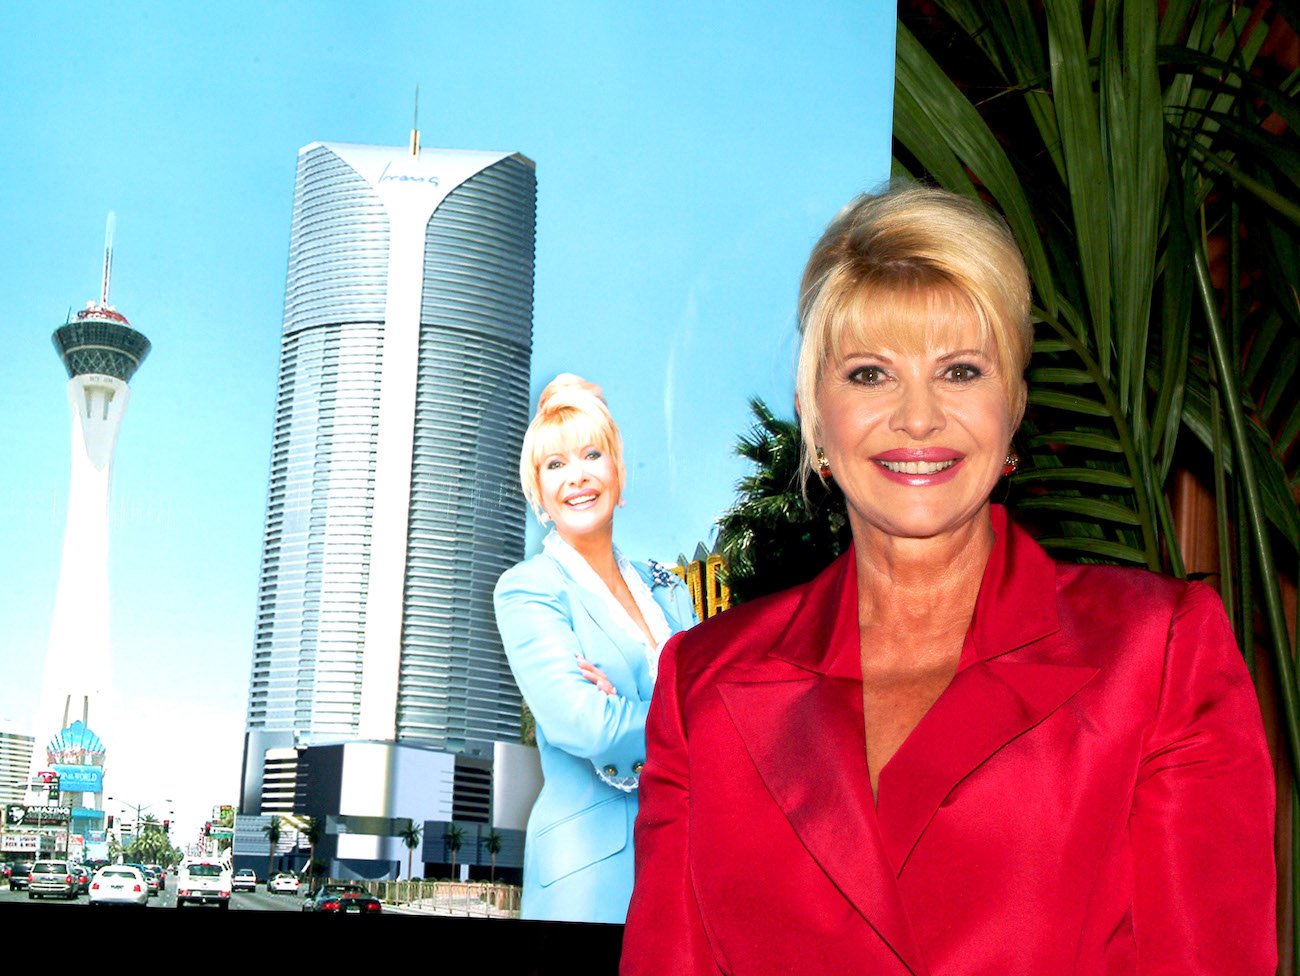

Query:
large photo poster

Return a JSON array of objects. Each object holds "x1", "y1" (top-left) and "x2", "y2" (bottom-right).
[{"x1": 0, "y1": 0, "x2": 896, "y2": 931}]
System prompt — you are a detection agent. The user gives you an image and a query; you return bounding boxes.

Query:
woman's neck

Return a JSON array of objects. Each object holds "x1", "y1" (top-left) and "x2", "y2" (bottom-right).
[
  {"x1": 558, "y1": 525, "x2": 620, "y2": 587},
  {"x1": 852, "y1": 512, "x2": 995, "y2": 661}
]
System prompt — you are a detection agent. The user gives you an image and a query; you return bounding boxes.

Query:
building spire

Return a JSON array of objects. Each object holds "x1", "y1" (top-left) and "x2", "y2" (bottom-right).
[
  {"x1": 100, "y1": 212, "x2": 116, "y2": 307},
  {"x1": 409, "y1": 86, "x2": 421, "y2": 157}
]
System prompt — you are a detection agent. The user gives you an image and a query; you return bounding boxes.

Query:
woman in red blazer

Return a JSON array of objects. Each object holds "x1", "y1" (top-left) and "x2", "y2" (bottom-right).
[{"x1": 621, "y1": 186, "x2": 1275, "y2": 974}]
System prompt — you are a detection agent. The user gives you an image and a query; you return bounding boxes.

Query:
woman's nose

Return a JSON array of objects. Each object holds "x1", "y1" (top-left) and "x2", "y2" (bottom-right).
[{"x1": 890, "y1": 382, "x2": 945, "y2": 439}]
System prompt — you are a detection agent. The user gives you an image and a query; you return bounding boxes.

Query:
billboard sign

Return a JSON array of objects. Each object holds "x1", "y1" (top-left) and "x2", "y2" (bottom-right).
[
  {"x1": 51, "y1": 764, "x2": 103, "y2": 793},
  {"x1": 5, "y1": 805, "x2": 71, "y2": 827},
  {"x1": 0, "y1": 833, "x2": 39, "y2": 853}
]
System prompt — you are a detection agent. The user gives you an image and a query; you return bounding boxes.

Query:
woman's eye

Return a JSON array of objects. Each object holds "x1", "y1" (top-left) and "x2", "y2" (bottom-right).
[
  {"x1": 849, "y1": 365, "x2": 885, "y2": 385},
  {"x1": 584, "y1": 449, "x2": 602, "y2": 460},
  {"x1": 545, "y1": 459, "x2": 564, "y2": 470},
  {"x1": 947, "y1": 363, "x2": 982, "y2": 383}
]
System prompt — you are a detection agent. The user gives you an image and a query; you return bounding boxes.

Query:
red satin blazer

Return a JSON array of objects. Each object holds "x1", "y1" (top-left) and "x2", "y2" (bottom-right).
[{"x1": 622, "y1": 506, "x2": 1275, "y2": 975}]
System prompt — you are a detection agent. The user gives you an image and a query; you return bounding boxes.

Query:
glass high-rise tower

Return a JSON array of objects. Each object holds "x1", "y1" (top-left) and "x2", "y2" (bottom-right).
[{"x1": 241, "y1": 140, "x2": 535, "y2": 803}]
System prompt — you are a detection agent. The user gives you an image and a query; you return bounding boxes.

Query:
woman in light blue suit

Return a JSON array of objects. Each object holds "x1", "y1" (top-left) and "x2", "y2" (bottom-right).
[{"x1": 494, "y1": 374, "x2": 697, "y2": 924}]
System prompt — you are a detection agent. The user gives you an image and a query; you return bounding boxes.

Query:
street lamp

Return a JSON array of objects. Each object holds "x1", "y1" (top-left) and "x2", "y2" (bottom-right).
[{"x1": 105, "y1": 796, "x2": 174, "y2": 859}]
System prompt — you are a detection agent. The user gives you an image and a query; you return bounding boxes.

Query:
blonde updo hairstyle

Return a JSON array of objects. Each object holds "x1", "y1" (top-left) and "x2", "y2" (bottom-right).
[
  {"x1": 519, "y1": 373, "x2": 627, "y2": 522},
  {"x1": 795, "y1": 184, "x2": 1033, "y2": 478}
]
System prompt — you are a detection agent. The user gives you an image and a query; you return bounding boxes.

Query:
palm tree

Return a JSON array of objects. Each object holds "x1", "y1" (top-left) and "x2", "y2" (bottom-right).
[
  {"x1": 398, "y1": 820, "x2": 423, "y2": 881},
  {"x1": 889, "y1": 1, "x2": 1298, "y2": 964},
  {"x1": 485, "y1": 829, "x2": 503, "y2": 883},
  {"x1": 444, "y1": 824, "x2": 465, "y2": 880},
  {"x1": 715, "y1": 398, "x2": 850, "y2": 603},
  {"x1": 301, "y1": 816, "x2": 323, "y2": 880},
  {"x1": 261, "y1": 817, "x2": 281, "y2": 882}
]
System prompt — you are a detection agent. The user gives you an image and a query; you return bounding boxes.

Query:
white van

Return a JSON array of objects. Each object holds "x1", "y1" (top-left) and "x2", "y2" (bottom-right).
[{"x1": 175, "y1": 858, "x2": 232, "y2": 909}]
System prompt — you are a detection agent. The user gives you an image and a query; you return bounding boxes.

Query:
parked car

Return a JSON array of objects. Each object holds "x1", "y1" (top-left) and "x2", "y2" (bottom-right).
[
  {"x1": 176, "y1": 859, "x2": 232, "y2": 910},
  {"x1": 269, "y1": 872, "x2": 300, "y2": 895},
  {"x1": 88, "y1": 865, "x2": 149, "y2": 908},
  {"x1": 8, "y1": 860, "x2": 34, "y2": 891},
  {"x1": 301, "y1": 883, "x2": 382, "y2": 914},
  {"x1": 28, "y1": 860, "x2": 78, "y2": 900},
  {"x1": 232, "y1": 868, "x2": 258, "y2": 892}
]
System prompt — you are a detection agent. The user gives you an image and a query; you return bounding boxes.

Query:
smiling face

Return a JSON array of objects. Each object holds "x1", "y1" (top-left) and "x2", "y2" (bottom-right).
[
  {"x1": 813, "y1": 300, "x2": 1024, "y2": 545},
  {"x1": 537, "y1": 443, "x2": 619, "y2": 545}
]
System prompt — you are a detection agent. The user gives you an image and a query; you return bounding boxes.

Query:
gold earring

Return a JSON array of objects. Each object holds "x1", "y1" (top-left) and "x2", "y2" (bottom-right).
[
  {"x1": 1002, "y1": 452, "x2": 1020, "y2": 477},
  {"x1": 815, "y1": 447, "x2": 831, "y2": 478}
]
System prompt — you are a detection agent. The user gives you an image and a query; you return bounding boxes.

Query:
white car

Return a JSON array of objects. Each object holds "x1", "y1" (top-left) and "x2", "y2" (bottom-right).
[
  {"x1": 269, "y1": 872, "x2": 300, "y2": 894},
  {"x1": 176, "y1": 859, "x2": 232, "y2": 909},
  {"x1": 232, "y1": 868, "x2": 258, "y2": 892},
  {"x1": 89, "y1": 866, "x2": 149, "y2": 907}
]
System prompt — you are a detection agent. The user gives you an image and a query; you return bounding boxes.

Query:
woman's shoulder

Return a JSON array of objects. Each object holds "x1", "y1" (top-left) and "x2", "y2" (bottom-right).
[
  {"x1": 494, "y1": 551, "x2": 566, "y2": 600},
  {"x1": 1055, "y1": 559, "x2": 1216, "y2": 614},
  {"x1": 1051, "y1": 560, "x2": 1235, "y2": 663}
]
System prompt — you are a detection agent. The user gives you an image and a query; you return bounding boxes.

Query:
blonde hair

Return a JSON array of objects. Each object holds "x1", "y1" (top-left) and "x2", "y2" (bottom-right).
[
  {"x1": 519, "y1": 374, "x2": 626, "y2": 520},
  {"x1": 795, "y1": 184, "x2": 1033, "y2": 476}
]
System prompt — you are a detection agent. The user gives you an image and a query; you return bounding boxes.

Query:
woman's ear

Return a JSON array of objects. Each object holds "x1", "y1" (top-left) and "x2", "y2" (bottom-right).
[{"x1": 1011, "y1": 378, "x2": 1027, "y2": 431}]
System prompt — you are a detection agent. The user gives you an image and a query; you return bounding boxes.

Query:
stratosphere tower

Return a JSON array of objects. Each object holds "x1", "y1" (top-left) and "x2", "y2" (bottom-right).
[{"x1": 28, "y1": 215, "x2": 150, "y2": 811}]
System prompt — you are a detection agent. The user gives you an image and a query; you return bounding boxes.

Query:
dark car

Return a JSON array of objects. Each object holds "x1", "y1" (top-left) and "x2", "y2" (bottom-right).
[
  {"x1": 71, "y1": 864, "x2": 91, "y2": 894},
  {"x1": 142, "y1": 864, "x2": 163, "y2": 894},
  {"x1": 8, "y1": 860, "x2": 34, "y2": 891},
  {"x1": 301, "y1": 883, "x2": 382, "y2": 914}
]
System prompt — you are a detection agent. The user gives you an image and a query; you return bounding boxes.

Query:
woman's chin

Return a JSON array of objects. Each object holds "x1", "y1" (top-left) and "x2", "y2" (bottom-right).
[{"x1": 847, "y1": 497, "x2": 993, "y2": 544}]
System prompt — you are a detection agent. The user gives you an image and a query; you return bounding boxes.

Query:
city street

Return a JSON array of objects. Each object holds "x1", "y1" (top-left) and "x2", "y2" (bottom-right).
[{"x1": 0, "y1": 879, "x2": 300, "y2": 911}]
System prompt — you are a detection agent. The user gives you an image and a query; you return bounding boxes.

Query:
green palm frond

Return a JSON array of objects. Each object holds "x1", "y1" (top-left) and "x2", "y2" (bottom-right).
[{"x1": 716, "y1": 399, "x2": 850, "y2": 604}]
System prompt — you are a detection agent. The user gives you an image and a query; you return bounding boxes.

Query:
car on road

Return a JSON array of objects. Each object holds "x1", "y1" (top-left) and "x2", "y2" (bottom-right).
[
  {"x1": 71, "y1": 864, "x2": 91, "y2": 894},
  {"x1": 269, "y1": 872, "x2": 300, "y2": 894},
  {"x1": 7, "y1": 860, "x2": 34, "y2": 891},
  {"x1": 232, "y1": 868, "x2": 258, "y2": 892},
  {"x1": 123, "y1": 862, "x2": 158, "y2": 896},
  {"x1": 301, "y1": 883, "x2": 382, "y2": 914},
  {"x1": 28, "y1": 860, "x2": 78, "y2": 900},
  {"x1": 89, "y1": 865, "x2": 149, "y2": 908},
  {"x1": 142, "y1": 865, "x2": 163, "y2": 895},
  {"x1": 176, "y1": 859, "x2": 232, "y2": 910},
  {"x1": 146, "y1": 864, "x2": 166, "y2": 890}
]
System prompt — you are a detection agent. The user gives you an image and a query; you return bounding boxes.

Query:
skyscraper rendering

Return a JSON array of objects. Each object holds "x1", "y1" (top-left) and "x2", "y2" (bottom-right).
[
  {"x1": 240, "y1": 138, "x2": 536, "y2": 806},
  {"x1": 29, "y1": 220, "x2": 149, "y2": 811}
]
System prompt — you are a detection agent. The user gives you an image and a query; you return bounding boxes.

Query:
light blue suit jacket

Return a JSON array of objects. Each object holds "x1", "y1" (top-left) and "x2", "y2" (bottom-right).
[{"x1": 494, "y1": 546, "x2": 696, "y2": 923}]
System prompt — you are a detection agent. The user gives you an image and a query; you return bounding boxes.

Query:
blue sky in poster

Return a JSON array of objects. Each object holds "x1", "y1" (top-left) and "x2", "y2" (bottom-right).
[{"x1": 0, "y1": 1, "x2": 895, "y2": 838}]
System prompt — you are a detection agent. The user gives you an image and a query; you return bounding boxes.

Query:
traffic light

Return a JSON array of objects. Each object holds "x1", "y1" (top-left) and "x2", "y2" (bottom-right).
[
  {"x1": 163, "y1": 819, "x2": 170, "y2": 834},
  {"x1": 204, "y1": 822, "x2": 212, "y2": 837},
  {"x1": 47, "y1": 774, "x2": 60, "y2": 803},
  {"x1": 107, "y1": 814, "x2": 114, "y2": 829}
]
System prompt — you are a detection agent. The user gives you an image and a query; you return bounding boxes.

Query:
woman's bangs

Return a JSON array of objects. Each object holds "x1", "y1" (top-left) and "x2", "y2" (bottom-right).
[
  {"x1": 826, "y1": 281, "x2": 989, "y2": 365},
  {"x1": 530, "y1": 409, "x2": 613, "y2": 466}
]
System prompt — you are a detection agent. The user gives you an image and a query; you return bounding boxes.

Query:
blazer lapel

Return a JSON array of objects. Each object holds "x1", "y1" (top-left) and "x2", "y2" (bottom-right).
[
  {"x1": 875, "y1": 506, "x2": 1099, "y2": 873},
  {"x1": 874, "y1": 656, "x2": 1098, "y2": 873},
  {"x1": 717, "y1": 552, "x2": 928, "y2": 976},
  {"x1": 546, "y1": 553, "x2": 648, "y2": 681},
  {"x1": 719, "y1": 675, "x2": 928, "y2": 975}
]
